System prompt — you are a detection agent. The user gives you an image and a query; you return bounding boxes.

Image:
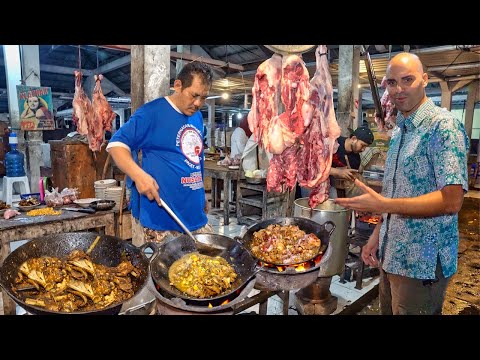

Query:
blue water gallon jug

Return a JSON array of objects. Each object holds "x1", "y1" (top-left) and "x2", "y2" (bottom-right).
[{"x1": 5, "y1": 132, "x2": 26, "y2": 177}]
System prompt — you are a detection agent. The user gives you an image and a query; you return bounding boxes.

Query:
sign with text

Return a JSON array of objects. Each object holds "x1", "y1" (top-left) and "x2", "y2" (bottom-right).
[{"x1": 17, "y1": 86, "x2": 55, "y2": 130}]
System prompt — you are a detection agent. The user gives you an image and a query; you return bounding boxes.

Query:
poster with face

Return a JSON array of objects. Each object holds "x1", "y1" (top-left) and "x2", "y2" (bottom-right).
[{"x1": 17, "y1": 86, "x2": 55, "y2": 130}]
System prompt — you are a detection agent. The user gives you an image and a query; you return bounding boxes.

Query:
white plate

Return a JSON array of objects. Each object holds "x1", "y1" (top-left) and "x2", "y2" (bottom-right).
[{"x1": 228, "y1": 165, "x2": 240, "y2": 170}]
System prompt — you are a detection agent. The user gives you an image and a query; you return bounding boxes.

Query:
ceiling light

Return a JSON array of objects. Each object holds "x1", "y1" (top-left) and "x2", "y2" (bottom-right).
[{"x1": 221, "y1": 92, "x2": 229, "y2": 99}]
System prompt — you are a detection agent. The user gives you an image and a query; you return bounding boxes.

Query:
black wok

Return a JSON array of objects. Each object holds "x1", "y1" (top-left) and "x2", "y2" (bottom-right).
[
  {"x1": 238, "y1": 217, "x2": 335, "y2": 266},
  {"x1": 150, "y1": 233, "x2": 258, "y2": 305},
  {"x1": 0, "y1": 232, "x2": 150, "y2": 315},
  {"x1": 89, "y1": 200, "x2": 116, "y2": 211}
]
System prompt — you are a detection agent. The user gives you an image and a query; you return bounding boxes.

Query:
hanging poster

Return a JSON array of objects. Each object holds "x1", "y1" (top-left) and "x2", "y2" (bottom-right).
[{"x1": 17, "y1": 85, "x2": 55, "y2": 130}]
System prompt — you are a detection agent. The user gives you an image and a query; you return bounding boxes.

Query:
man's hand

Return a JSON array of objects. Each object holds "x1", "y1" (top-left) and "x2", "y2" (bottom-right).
[
  {"x1": 361, "y1": 233, "x2": 380, "y2": 267},
  {"x1": 338, "y1": 168, "x2": 358, "y2": 181},
  {"x1": 134, "y1": 171, "x2": 161, "y2": 205},
  {"x1": 204, "y1": 198, "x2": 210, "y2": 214},
  {"x1": 334, "y1": 179, "x2": 385, "y2": 213}
]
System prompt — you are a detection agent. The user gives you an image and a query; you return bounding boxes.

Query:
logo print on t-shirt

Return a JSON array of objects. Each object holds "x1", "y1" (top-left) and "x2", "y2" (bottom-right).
[{"x1": 179, "y1": 127, "x2": 202, "y2": 164}]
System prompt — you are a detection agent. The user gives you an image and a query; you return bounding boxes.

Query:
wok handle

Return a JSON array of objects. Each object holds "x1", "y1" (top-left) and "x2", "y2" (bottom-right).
[
  {"x1": 139, "y1": 241, "x2": 159, "y2": 261},
  {"x1": 159, "y1": 199, "x2": 196, "y2": 242},
  {"x1": 233, "y1": 235, "x2": 244, "y2": 244},
  {"x1": 323, "y1": 220, "x2": 336, "y2": 237}
]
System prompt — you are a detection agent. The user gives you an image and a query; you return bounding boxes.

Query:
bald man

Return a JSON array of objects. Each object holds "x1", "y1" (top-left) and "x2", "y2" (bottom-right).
[{"x1": 335, "y1": 53, "x2": 469, "y2": 315}]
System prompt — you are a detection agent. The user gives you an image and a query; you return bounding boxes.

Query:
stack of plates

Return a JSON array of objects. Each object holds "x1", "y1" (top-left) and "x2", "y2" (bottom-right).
[
  {"x1": 94, "y1": 179, "x2": 117, "y2": 200},
  {"x1": 104, "y1": 186, "x2": 125, "y2": 211}
]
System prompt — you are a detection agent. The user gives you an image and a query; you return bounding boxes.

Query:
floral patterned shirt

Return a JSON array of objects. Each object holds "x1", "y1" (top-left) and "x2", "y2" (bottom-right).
[{"x1": 379, "y1": 98, "x2": 469, "y2": 279}]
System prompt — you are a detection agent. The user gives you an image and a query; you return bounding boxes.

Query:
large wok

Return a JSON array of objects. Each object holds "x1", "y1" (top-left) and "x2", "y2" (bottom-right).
[
  {"x1": 150, "y1": 233, "x2": 258, "y2": 305},
  {"x1": 238, "y1": 217, "x2": 335, "y2": 266},
  {"x1": 0, "y1": 232, "x2": 150, "y2": 315}
]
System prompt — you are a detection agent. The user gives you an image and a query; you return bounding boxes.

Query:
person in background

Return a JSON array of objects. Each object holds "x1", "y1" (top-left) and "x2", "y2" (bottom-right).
[
  {"x1": 335, "y1": 52, "x2": 469, "y2": 315},
  {"x1": 299, "y1": 126, "x2": 374, "y2": 199},
  {"x1": 107, "y1": 62, "x2": 214, "y2": 245},
  {"x1": 230, "y1": 116, "x2": 252, "y2": 160}
]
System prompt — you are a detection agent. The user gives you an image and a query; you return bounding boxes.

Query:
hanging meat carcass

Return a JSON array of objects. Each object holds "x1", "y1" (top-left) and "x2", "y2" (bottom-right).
[
  {"x1": 297, "y1": 45, "x2": 341, "y2": 208},
  {"x1": 375, "y1": 76, "x2": 397, "y2": 135},
  {"x1": 266, "y1": 54, "x2": 312, "y2": 193},
  {"x1": 265, "y1": 55, "x2": 312, "y2": 155},
  {"x1": 247, "y1": 54, "x2": 282, "y2": 149},
  {"x1": 90, "y1": 74, "x2": 116, "y2": 152},
  {"x1": 72, "y1": 71, "x2": 93, "y2": 137}
]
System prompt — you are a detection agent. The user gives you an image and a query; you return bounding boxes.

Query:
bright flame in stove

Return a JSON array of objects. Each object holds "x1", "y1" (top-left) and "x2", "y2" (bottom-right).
[
  {"x1": 259, "y1": 253, "x2": 324, "y2": 273},
  {"x1": 208, "y1": 303, "x2": 213, "y2": 308},
  {"x1": 221, "y1": 299, "x2": 230, "y2": 306}
]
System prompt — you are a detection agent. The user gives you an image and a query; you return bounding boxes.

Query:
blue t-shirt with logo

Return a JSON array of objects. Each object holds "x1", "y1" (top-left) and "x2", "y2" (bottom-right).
[{"x1": 109, "y1": 97, "x2": 207, "y2": 232}]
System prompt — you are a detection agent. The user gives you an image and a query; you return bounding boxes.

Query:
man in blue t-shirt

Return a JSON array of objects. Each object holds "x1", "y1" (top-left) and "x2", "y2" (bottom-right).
[{"x1": 107, "y1": 62, "x2": 214, "y2": 245}]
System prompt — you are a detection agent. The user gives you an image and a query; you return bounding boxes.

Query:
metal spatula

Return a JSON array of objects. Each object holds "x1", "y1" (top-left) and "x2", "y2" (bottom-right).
[{"x1": 159, "y1": 198, "x2": 225, "y2": 253}]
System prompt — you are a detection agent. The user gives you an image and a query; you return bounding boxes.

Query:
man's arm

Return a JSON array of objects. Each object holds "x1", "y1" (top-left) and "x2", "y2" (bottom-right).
[
  {"x1": 108, "y1": 146, "x2": 161, "y2": 204},
  {"x1": 334, "y1": 179, "x2": 464, "y2": 217}
]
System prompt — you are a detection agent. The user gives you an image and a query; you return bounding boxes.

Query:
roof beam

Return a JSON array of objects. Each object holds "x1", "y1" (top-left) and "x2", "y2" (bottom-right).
[
  {"x1": 95, "y1": 55, "x2": 131, "y2": 74},
  {"x1": 98, "y1": 45, "x2": 131, "y2": 51},
  {"x1": 427, "y1": 62, "x2": 480, "y2": 72},
  {"x1": 40, "y1": 64, "x2": 93, "y2": 76},
  {"x1": 170, "y1": 51, "x2": 244, "y2": 71}
]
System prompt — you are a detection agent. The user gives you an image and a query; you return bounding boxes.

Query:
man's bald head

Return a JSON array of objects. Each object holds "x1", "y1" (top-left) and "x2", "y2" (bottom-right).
[{"x1": 387, "y1": 52, "x2": 425, "y2": 76}]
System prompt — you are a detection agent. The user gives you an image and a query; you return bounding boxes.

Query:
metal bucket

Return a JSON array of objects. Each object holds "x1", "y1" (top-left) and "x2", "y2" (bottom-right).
[{"x1": 294, "y1": 198, "x2": 352, "y2": 277}]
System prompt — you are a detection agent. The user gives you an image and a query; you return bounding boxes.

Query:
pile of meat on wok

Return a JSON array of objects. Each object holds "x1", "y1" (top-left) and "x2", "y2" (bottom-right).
[
  {"x1": 11, "y1": 250, "x2": 141, "y2": 312},
  {"x1": 250, "y1": 224, "x2": 322, "y2": 264}
]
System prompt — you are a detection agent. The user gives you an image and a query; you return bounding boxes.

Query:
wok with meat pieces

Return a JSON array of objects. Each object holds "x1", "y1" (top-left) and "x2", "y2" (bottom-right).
[
  {"x1": 250, "y1": 224, "x2": 322, "y2": 264},
  {"x1": 168, "y1": 253, "x2": 238, "y2": 298},
  {"x1": 11, "y1": 250, "x2": 141, "y2": 312}
]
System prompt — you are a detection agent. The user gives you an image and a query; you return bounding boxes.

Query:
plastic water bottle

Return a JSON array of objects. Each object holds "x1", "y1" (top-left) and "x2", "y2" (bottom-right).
[{"x1": 5, "y1": 132, "x2": 26, "y2": 177}]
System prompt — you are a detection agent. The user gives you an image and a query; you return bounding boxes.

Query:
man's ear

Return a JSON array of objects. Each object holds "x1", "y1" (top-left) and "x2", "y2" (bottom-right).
[
  {"x1": 173, "y1": 79, "x2": 182, "y2": 92},
  {"x1": 422, "y1": 72, "x2": 428, "y2": 87}
]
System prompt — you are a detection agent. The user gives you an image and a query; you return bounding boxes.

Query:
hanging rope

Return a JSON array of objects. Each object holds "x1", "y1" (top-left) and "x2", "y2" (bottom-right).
[
  {"x1": 77, "y1": 45, "x2": 81, "y2": 72},
  {"x1": 96, "y1": 46, "x2": 99, "y2": 71}
]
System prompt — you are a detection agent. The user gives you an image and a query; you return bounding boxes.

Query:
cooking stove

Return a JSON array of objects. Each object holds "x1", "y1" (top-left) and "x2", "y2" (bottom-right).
[
  {"x1": 253, "y1": 253, "x2": 335, "y2": 315},
  {"x1": 150, "y1": 276, "x2": 286, "y2": 315},
  {"x1": 295, "y1": 277, "x2": 338, "y2": 315}
]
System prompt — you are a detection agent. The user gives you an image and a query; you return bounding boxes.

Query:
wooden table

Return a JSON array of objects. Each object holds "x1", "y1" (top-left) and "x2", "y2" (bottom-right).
[
  {"x1": 0, "y1": 207, "x2": 116, "y2": 315},
  {"x1": 204, "y1": 160, "x2": 243, "y2": 225}
]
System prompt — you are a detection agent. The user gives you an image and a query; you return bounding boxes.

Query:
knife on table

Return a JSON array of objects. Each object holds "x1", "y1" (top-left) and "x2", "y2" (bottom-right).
[{"x1": 63, "y1": 207, "x2": 96, "y2": 214}]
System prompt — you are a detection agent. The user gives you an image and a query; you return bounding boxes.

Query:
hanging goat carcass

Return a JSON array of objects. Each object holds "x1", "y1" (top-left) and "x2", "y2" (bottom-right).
[
  {"x1": 72, "y1": 71, "x2": 93, "y2": 137},
  {"x1": 90, "y1": 74, "x2": 116, "y2": 152}
]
